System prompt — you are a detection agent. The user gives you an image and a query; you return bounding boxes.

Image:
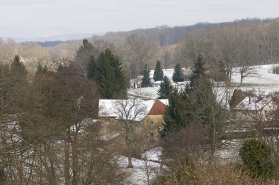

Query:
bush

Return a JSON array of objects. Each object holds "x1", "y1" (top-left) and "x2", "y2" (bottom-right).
[
  {"x1": 153, "y1": 159, "x2": 267, "y2": 185},
  {"x1": 229, "y1": 89, "x2": 244, "y2": 109},
  {"x1": 239, "y1": 139, "x2": 275, "y2": 180}
]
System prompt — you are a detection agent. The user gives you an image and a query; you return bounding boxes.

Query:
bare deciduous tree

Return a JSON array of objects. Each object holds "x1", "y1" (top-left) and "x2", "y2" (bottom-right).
[{"x1": 113, "y1": 98, "x2": 147, "y2": 168}]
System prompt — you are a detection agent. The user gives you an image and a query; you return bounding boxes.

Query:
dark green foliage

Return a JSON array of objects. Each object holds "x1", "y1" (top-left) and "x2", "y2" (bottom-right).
[
  {"x1": 36, "y1": 63, "x2": 48, "y2": 74},
  {"x1": 141, "y1": 65, "x2": 151, "y2": 87},
  {"x1": 239, "y1": 139, "x2": 275, "y2": 179},
  {"x1": 161, "y1": 55, "x2": 225, "y2": 154},
  {"x1": 87, "y1": 55, "x2": 96, "y2": 79},
  {"x1": 153, "y1": 60, "x2": 164, "y2": 81},
  {"x1": 189, "y1": 55, "x2": 217, "y2": 124},
  {"x1": 230, "y1": 89, "x2": 244, "y2": 109},
  {"x1": 189, "y1": 55, "x2": 225, "y2": 152},
  {"x1": 90, "y1": 49, "x2": 128, "y2": 99},
  {"x1": 172, "y1": 63, "x2": 184, "y2": 82},
  {"x1": 11, "y1": 55, "x2": 27, "y2": 77},
  {"x1": 190, "y1": 54, "x2": 205, "y2": 88},
  {"x1": 160, "y1": 87, "x2": 193, "y2": 137},
  {"x1": 157, "y1": 76, "x2": 172, "y2": 99}
]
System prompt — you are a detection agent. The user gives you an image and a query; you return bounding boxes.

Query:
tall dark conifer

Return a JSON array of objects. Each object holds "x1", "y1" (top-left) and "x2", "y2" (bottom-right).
[
  {"x1": 157, "y1": 76, "x2": 172, "y2": 99},
  {"x1": 229, "y1": 89, "x2": 244, "y2": 109},
  {"x1": 11, "y1": 55, "x2": 27, "y2": 83},
  {"x1": 172, "y1": 63, "x2": 184, "y2": 82},
  {"x1": 161, "y1": 55, "x2": 225, "y2": 153},
  {"x1": 160, "y1": 87, "x2": 192, "y2": 138},
  {"x1": 153, "y1": 61, "x2": 164, "y2": 81},
  {"x1": 90, "y1": 49, "x2": 128, "y2": 99},
  {"x1": 141, "y1": 65, "x2": 151, "y2": 87},
  {"x1": 87, "y1": 55, "x2": 97, "y2": 79},
  {"x1": 188, "y1": 55, "x2": 225, "y2": 154}
]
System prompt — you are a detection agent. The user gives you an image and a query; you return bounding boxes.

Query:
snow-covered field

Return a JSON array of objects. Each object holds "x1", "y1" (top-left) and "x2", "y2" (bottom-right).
[
  {"x1": 231, "y1": 64, "x2": 279, "y2": 85},
  {"x1": 129, "y1": 64, "x2": 279, "y2": 99}
]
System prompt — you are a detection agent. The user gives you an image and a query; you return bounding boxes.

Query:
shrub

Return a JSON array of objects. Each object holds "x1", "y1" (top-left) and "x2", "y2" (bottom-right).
[
  {"x1": 239, "y1": 139, "x2": 275, "y2": 180},
  {"x1": 154, "y1": 159, "x2": 267, "y2": 185}
]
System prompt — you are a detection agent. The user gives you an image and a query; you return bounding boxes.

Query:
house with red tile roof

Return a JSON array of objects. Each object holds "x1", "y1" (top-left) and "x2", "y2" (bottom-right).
[{"x1": 98, "y1": 99, "x2": 168, "y2": 143}]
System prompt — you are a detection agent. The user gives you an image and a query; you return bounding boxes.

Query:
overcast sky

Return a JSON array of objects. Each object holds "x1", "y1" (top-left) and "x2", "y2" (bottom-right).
[{"x1": 1, "y1": 0, "x2": 279, "y2": 37}]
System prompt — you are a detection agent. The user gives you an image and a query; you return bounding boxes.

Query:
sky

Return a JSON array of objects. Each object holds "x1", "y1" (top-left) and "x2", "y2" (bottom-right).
[{"x1": 1, "y1": 0, "x2": 279, "y2": 37}]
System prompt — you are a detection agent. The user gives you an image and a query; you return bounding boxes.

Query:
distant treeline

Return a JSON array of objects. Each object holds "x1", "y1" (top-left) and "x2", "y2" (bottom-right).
[
  {"x1": 97, "y1": 18, "x2": 276, "y2": 46},
  {"x1": 22, "y1": 40, "x2": 70, "y2": 47}
]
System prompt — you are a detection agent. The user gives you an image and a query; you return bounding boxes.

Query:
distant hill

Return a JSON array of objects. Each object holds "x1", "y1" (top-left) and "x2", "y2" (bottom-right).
[
  {"x1": 0, "y1": 25, "x2": 105, "y2": 42},
  {"x1": 90, "y1": 18, "x2": 276, "y2": 47}
]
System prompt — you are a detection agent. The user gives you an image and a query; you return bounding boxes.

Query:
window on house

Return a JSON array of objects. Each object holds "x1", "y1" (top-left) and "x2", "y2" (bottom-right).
[
  {"x1": 150, "y1": 121, "x2": 154, "y2": 125},
  {"x1": 150, "y1": 132, "x2": 154, "y2": 137}
]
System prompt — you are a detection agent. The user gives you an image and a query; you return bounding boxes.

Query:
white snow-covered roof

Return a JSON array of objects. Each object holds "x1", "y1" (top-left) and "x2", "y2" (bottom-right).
[
  {"x1": 99, "y1": 99, "x2": 169, "y2": 121},
  {"x1": 234, "y1": 96, "x2": 272, "y2": 111}
]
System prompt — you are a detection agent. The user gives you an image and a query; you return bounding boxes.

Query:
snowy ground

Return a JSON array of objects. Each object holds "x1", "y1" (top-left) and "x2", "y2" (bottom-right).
[
  {"x1": 118, "y1": 142, "x2": 244, "y2": 184},
  {"x1": 215, "y1": 139, "x2": 243, "y2": 162},
  {"x1": 231, "y1": 64, "x2": 279, "y2": 85},
  {"x1": 129, "y1": 64, "x2": 279, "y2": 100},
  {"x1": 117, "y1": 147, "x2": 166, "y2": 185}
]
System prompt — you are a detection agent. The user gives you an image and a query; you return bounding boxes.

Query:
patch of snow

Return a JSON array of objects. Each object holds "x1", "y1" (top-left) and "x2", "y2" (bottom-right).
[
  {"x1": 116, "y1": 155, "x2": 167, "y2": 185},
  {"x1": 99, "y1": 132, "x2": 120, "y2": 141},
  {"x1": 141, "y1": 146, "x2": 163, "y2": 162}
]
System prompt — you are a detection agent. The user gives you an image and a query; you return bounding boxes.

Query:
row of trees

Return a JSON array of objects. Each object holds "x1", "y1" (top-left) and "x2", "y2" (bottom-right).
[{"x1": 141, "y1": 60, "x2": 185, "y2": 88}]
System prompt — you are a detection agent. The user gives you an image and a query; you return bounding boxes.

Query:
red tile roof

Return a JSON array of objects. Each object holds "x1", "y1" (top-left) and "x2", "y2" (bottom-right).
[{"x1": 148, "y1": 99, "x2": 167, "y2": 115}]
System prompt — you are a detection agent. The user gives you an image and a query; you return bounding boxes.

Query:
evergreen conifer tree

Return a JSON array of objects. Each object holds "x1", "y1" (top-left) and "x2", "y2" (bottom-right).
[
  {"x1": 157, "y1": 76, "x2": 172, "y2": 99},
  {"x1": 11, "y1": 55, "x2": 27, "y2": 83},
  {"x1": 87, "y1": 55, "x2": 96, "y2": 79},
  {"x1": 153, "y1": 60, "x2": 164, "y2": 81},
  {"x1": 141, "y1": 65, "x2": 151, "y2": 87},
  {"x1": 36, "y1": 63, "x2": 48, "y2": 74},
  {"x1": 161, "y1": 55, "x2": 225, "y2": 154},
  {"x1": 190, "y1": 54, "x2": 206, "y2": 88},
  {"x1": 172, "y1": 63, "x2": 184, "y2": 82},
  {"x1": 239, "y1": 139, "x2": 275, "y2": 179},
  {"x1": 160, "y1": 87, "x2": 192, "y2": 137},
  {"x1": 188, "y1": 55, "x2": 225, "y2": 154},
  {"x1": 229, "y1": 89, "x2": 244, "y2": 109},
  {"x1": 93, "y1": 49, "x2": 128, "y2": 99}
]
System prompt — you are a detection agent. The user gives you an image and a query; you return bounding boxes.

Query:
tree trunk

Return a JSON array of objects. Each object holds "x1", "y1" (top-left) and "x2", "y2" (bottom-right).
[
  {"x1": 127, "y1": 141, "x2": 133, "y2": 168},
  {"x1": 64, "y1": 130, "x2": 70, "y2": 185},
  {"x1": 72, "y1": 133, "x2": 78, "y2": 185}
]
